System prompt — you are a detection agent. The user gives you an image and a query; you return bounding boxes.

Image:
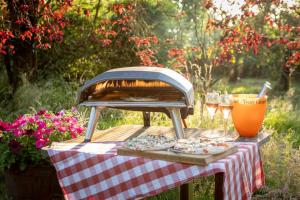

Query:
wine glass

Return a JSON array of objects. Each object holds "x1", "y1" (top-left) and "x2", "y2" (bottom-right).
[
  {"x1": 203, "y1": 92, "x2": 221, "y2": 138},
  {"x1": 219, "y1": 94, "x2": 233, "y2": 137},
  {"x1": 205, "y1": 91, "x2": 220, "y2": 122}
]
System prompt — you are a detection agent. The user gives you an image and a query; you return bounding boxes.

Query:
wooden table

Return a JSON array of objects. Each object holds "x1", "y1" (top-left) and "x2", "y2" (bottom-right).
[{"x1": 63, "y1": 125, "x2": 270, "y2": 200}]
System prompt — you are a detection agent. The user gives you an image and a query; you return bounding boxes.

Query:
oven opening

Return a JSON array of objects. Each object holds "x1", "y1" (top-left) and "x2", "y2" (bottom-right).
[{"x1": 87, "y1": 80, "x2": 184, "y2": 101}]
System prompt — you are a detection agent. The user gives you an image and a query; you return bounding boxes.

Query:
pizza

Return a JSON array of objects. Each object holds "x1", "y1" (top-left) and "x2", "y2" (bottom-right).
[
  {"x1": 170, "y1": 138, "x2": 232, "y2": 155},
  {"x1": 122, "y1": 97, "x2": 159, "y2": 102},
  {"x1": 124, "y1": 135, "x2": 176, "y2": 151}
]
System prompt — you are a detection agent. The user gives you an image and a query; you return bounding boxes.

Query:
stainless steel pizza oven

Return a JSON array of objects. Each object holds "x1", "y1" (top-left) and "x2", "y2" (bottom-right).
[{"x1": 77, "y1": 66, "x2": 194, "y2": 142}]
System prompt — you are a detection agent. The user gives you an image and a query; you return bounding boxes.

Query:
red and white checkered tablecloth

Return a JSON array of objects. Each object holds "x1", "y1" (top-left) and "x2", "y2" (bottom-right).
[{"x1": 47, "y1": 142, "x2": 265, "y2": 200}]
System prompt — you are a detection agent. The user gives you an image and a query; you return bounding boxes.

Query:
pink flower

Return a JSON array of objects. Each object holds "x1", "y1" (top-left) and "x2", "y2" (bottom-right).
[
  {"x1": 13, "y1": 128, "x2": 24, "y2": 137},
  {"x1": 15, "y1": 115, "x2": 25, "y2": 122},
  {"x1": 76, "y1": 127, "x2": 84, "y2": 135},
  {"x1": 70, "y1": 125, "x2": 82, "y2": 137},
  {"x1": 52, "y1": 118, "x2": 61, "y2": 126},
  {"x1": 37, "y1": 110, "x2": 47, "y2": 115},
  {"x1": 71, "y1": 107, "x2": 78, "y2": 113},
  {"x1": 35, "y1": 138, "x2": 49, "y2": 148},
  {"x1": 44, "y1": 128, "x2": 53, "y2": 135},
  {"x1": 56, "y1": 110, "x2": 65, "y2": 117},
  {"x1": 34, "y1": 115, "x2": 40, "y2": 121},
  {"x1": 44, "y1": 113, "x2": 52, "y2": 119},
  {"x1": 68, "y1": 125, "x2": 76, "y2": 133},
  {"x1": 11, "y1": 123, "x2": 19, "y2": 129},
  {"x1": 65, "y1": 117, "x2": 77, "y2": 124},
  {"x1": 37, "y1": 121, "x2": 46, "y2": 129},
  {"x1": 70, "y1": 132, "x2": 77, "y2": 138},
  {"x1": 0, "y1": 120, "x2": 11, "y2": 131},
  {"x1": 12, "y1": 116, "x2": 27, "y2": 127},
  {"x1": 57, "y1": 126, "x2": 67, "y2": 133},
  {"x1": 34, "y1": 130, "x2": 43, "y2": 140},
  {"x1": 27, "y1": 117, "x2": 35, "y2": 124},
  {"x1": 2, "y1": 109, "x2": 85, "y2": 152}
]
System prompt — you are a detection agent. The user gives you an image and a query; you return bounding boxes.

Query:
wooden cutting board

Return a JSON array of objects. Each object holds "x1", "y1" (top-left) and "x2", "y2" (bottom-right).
[
  {"x1": 117, "y1": 144, "x2": 238, "y2": 166},
  {"x1": 43, "y1": 125, "x2": 269, "y2": 164},
  {"x1": 115, "y1": 125, "x2": 238, "y2": 165}
]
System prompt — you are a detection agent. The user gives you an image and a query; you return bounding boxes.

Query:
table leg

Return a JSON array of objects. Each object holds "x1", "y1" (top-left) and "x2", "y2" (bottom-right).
[
  {"x1": 143, "y1": 112, "x2": 150, "y2": 127},
  {"x1": 180, "y1": 183, "x2": 193, "y2": 200},
  {"x1": 215, "y1": 172, "x2": 224, "y2": 200}
]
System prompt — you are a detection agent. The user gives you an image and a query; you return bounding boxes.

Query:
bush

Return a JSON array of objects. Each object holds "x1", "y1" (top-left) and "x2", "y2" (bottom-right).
[
  {"x1": 0, "y1": 71, "x2": 78, "y2": 121},
  {"x1": 264, "y1": 93, "x2": 300, "y2": 147}
]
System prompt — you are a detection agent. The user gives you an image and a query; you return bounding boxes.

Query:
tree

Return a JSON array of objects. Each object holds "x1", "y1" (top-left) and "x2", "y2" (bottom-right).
[
  {"x1": 94, "y1": 1, "x2": 162, "y2": 67},
  {"x1": 0, "y1": 0, "x2": 72, "y2": 92},
  {"x1": 205, "y1": 0, "x2": 300, "y2": 90}
]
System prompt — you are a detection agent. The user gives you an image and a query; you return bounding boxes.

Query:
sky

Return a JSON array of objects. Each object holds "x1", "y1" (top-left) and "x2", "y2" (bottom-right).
[{"x1": 213, "y1": 0, "x2": 297, "y2": 16}]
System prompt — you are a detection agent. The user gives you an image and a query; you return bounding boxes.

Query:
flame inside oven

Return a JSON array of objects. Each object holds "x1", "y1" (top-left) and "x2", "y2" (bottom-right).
[
  {"x1": 95, "y1": 80, "x2": 172, "y2": 92},
  {"x1": 87, "y1": 80, "x2": 182, "y2": 101}
]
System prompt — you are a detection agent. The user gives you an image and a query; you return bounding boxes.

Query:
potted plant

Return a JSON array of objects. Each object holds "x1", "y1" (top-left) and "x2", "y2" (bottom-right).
[{"x1": 0, "y1": 108, "x2": 85, "y2": 200}]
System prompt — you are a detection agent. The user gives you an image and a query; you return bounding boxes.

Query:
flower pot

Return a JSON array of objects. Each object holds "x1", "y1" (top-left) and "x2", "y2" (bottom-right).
[
  {"x1": 4, "y1": 164, "x2": 62, "y2": 200},
  {"x1": 231, "y1": 94, "x2": 267, "y2": 137}
]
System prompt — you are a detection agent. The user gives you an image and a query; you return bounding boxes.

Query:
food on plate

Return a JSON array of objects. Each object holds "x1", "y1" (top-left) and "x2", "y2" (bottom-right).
[{"x1": 124, "y1": 135, "x2": 175, "y2": 151}]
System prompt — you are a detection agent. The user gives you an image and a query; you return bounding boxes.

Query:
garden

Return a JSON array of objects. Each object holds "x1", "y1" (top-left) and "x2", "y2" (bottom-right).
[{"x1": 0, "y1": 0, "x2": 299, "y2": 199}]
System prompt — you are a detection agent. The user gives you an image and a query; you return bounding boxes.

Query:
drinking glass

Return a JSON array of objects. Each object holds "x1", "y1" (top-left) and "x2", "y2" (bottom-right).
[
  {"x1": 203, "y1": 92, "x2": 221, "y2": 138},
  {"x1": 219, "y1": 94, "x2": 233, "y2": 137},
  {"x1": 205, "y1": 91, "x2": 220, "y2": 122}
]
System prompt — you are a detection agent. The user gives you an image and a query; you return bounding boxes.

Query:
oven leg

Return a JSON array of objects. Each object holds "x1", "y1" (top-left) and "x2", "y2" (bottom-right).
[
  {"x1": 143, "y1": 112, "x2": 150, "y2": 127},
  {"x1": 84, "y1": 107, "x2": 101, "y2": 142},
  {"x1": 168, "y1": 108, "x2": 185, "y2": 139}
]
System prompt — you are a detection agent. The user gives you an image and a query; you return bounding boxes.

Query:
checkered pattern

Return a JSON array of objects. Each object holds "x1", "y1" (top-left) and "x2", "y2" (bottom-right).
[{"x1": 47, "y1": 142, "x2": 264, "y2": 200}]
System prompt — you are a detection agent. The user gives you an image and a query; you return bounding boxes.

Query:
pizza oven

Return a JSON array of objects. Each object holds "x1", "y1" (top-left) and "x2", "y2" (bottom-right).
[{"x1": 77, "y1": 66, "x2": 194, "y2": 142}]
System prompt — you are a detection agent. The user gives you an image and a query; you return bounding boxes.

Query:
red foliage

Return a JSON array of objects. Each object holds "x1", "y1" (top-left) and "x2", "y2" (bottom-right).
[
  {"x1": 96, "y1": 3, "x2": 133, "y2": 47},
  {"x1": 129, "y1": 35, "x2": 161, "y2": 66},
  {"x1": 129, "y1": 36, "x2": 158, "y2": 48},
  {"x1": 113, "y1": 3, "x2": 126, "y2": 15},
  {"x1": 0, "y1": 0, "x2": 72, "y2": 54},
  {"x1": 84, "y1": 9, "x2": 91, "y2": 17},
  {"x1": 136, "y1": 48, "x2": 156, "y2": 66},
  {"x1": 168, "y1": 48, "x2": 184, "y2": 58},
  {"x1": 99, "y1": 39, "x2": 112, "y2": 47},
  {"x1": 287, "y1": 41, "x2": 300, "y2": 50},
  {"x1": 0, "y1": 30, "x2": 14, "y2": 54},
  {"x1": 286, "y1": 52, "x2": 300, "y2": 66},
  {"x1": 205, "y1": 0, "x2": 299, "y2": 67},
  {"x1": 204, "y1": 0, "x2": 213, "y2": 9},
  {"x1": 95, "y1": 3, "x2": 161, "y2": 67},
  {"x1": 167, "y1": 48, "x2": 187, "y2": 68}
]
